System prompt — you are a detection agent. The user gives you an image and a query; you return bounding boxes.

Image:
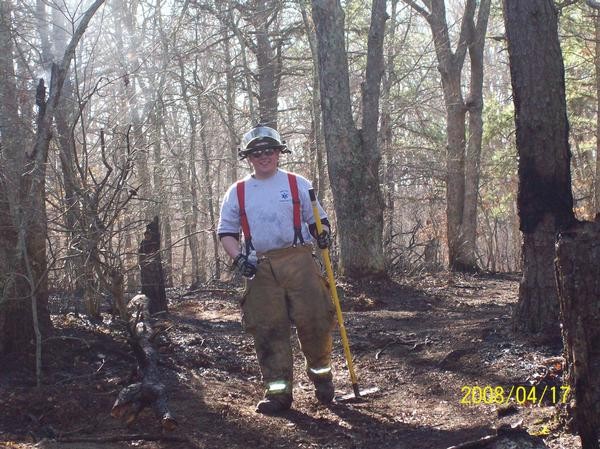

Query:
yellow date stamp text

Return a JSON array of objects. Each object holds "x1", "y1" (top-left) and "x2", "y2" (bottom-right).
[{"x1": 460, "y1": 385, "x2": 571, "y2": 406}]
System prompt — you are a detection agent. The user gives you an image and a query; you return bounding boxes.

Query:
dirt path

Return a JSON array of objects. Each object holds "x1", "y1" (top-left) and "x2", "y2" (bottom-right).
[{"x1": 0, "y1": 274, "x2": 581, "y2": 449}]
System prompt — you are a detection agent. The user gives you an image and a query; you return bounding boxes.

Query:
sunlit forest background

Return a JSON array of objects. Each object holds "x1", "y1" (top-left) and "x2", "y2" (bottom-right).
[{"x1": 1, "y1": 0, "x2": 598, "y2": 300}]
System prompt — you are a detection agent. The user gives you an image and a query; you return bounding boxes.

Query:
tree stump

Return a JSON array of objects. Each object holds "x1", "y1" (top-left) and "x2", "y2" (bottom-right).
[
  {"x1": 555, "y1": 220, "x2": 600, "y2": 449},
  {"x1": 111, "y1": 293, "x2": 176, "y2": 430},
  {"x1": 139, "y1": 216, "x2": 168, "y2": 314}
]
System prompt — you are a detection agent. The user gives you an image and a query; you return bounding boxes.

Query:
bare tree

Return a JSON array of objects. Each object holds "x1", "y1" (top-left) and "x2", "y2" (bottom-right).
[
  {"x1": 311, "y1": 0, "x2": 387, "y2": 278},
  {"x1": 404, "y1": 0, "x2": 491, "y2": 272},
  {"x1": 242, "y1": 0, "x2": 284, "y2": 127}
]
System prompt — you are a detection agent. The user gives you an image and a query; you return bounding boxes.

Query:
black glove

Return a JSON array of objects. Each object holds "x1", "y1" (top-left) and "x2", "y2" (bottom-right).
[
  {"x1": 232, "y1": 253, "x2": 257, "y2": 278},
  {"x1": 316, "y1": 229, "x2": 331, "y2": 249}
]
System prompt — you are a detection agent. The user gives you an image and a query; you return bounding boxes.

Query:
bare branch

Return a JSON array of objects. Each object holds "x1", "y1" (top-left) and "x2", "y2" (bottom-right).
[{"x1": 403, "y1": 0, "x2": 431, "y2": 19}]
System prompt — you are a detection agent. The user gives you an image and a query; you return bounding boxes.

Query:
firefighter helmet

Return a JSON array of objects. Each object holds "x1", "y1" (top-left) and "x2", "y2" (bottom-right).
[{"x1": 238, "y1": 125, "x2": 289, "y2": 159}]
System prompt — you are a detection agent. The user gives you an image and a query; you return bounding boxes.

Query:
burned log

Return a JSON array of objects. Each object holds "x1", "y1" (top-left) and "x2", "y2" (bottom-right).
[
  {"x1": 139, "y1": 216, "x2": 168, "y2": 314},
  {"x1": 111, "y1": 293, "x2": 176, "y2": 431},
  {"x1": 447, "y1": 425, "x2": 547, "y2": 449},
  {"x1": 555, "y1": 220, "x2": 600, "y2": 449}
]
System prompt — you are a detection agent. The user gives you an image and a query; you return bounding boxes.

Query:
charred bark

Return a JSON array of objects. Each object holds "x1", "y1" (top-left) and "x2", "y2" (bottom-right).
[
  {"x1": 111, "y1": 293, "x2": 176, "y2": 431},
  {"x1": 139, "y1": 217, "x2": 168, "y2": 314},
  {"x1": 555, "y1": 221, "x2": 600, "y2": 449},
  {"x1": 503, "y1": 0, "x2": 575, "y2": 338}
]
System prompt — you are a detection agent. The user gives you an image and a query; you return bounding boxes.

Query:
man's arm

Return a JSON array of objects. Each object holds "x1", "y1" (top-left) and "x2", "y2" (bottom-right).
[{"x1": 220, "y1": 235, "x2": 241, "y2": 260}]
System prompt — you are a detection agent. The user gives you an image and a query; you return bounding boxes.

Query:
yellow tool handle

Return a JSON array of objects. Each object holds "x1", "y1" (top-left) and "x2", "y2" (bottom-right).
[{"x1": 309, "y1": 189, "x2": 360, "y2": 397}]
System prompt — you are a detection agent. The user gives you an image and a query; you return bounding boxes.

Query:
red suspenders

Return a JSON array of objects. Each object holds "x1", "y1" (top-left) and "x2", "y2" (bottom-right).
[
  {"x1": 236, "y1": 181, "x2": 252, "y2": 251},
  {"x1": 287, "y1": 173, "x2": 304, "y2": 245},
  {"x1": 236, "y1": 174, "x2": 304, "y2": 252}
]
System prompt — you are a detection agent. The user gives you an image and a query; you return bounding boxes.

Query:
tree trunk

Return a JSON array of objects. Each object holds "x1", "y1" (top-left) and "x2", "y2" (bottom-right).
[
  {"x1": 117, "y1": 0, "x2": 152, "y2": 217},
  {"x1": 162, "y1": 217, "x2": 173, "y2": 288},
  {"x1": 300, "y1": 2, "x2": 326, "y2": 201},
  {"x1": 381, "y1": 0, "x2": 400, "y2": 264},
  {"x1": 432, "y1": 0, "x2": 475, "y2": 272},
  {"x1": 139, "y1": 217, "x2": 168, "y2": 314},
  {"x1": 462, "y1": 0, "x2": 491, "y2": 272},
  {"x1": 405, "y1": 0, "x2": 490, "y2": 272},
  {"x1": 199, "y1": 107, "x2": 220, "y2": 280},
  {"x1": 230, "y1": 2, "x2": 257, "y2": 124},
  {"x1": 0, "y1": 0, "x2": 33, "y2": 353},
  {"x1": 223, "y1": 24, "x2": 239, "y2": 184},
  {"x1": 503, "y1": 0, "x2": 575, "y2": 338},
  {"x1": 50, "y1": 5, "x2": 86, "y2": 297},
  {"x1": 311, "y1": 0, "x2": 386, "y2": 278},
  {"x1": 555, "y1": 221, "x2": 600, "y2": 449},
  {"x1": 0, "y1": 0, "x2": 105, "y2": 353},
  {"x1": 250, "y1": 0, "x2": 281, "y2": 127},
  {"x1": 176, "y1": 57, "x2": 202, "y2": 287},
  {"x1": 594, "y1": 11, "x2": 600, "y2": 215}
]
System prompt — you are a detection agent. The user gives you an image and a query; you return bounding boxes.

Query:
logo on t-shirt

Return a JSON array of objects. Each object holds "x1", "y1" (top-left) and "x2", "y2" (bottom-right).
[{"x1": 280, "y1": 190, "x2": 291, "y2": 201}]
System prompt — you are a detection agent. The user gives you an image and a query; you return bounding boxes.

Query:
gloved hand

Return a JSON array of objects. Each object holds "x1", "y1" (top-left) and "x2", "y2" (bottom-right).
[
  {"x1": 316, "y1": 229, "x2": 331, "y2": 249},
  {"x1": 232, "y1": 253, "x2": 257, "y2": 278}
]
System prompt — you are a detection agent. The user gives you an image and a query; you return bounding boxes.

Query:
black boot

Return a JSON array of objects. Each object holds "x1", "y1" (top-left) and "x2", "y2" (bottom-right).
[
  {"x1": 256, "y1": 393, "x2": 293, "y2": 414},
  {"x1": 314, "y1": 379, "x2": 335, "y2": 404}
]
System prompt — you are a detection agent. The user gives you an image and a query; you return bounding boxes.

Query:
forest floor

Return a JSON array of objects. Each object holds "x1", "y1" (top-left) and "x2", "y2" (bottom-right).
[{"x1": 0, "y1": 272, "x2": 583, "y2": 449}]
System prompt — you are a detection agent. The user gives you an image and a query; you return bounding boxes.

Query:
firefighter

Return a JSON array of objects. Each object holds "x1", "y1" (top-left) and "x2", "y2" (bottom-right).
[{"x1": 217, "y1": 124, "x2": 335, "y2": 414}]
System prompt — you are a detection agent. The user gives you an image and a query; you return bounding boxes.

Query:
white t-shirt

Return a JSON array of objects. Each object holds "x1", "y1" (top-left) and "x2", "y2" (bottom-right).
[{"x1": 217, "y1": 169, "x2": 327, "y2": 254}]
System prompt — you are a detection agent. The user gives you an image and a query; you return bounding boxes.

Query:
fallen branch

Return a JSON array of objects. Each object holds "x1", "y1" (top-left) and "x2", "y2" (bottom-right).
[
  {"x1": 111, "y1": 294, "x2": 177, "y2": 431},
  {"x1": 375, "y1": 338, "x2": 418, "y2": 359}
]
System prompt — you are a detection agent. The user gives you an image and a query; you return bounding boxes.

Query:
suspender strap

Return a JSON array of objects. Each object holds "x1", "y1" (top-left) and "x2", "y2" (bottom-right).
[
  {"x1": 236, "y1": 181, "x2": 254, "y2": 253},
  {"x1": 287, "y1": 173, "x2": 305, "y2": 246},
  {"x1": 237, "y1": 174, "x2": 305, "y2": 250}
]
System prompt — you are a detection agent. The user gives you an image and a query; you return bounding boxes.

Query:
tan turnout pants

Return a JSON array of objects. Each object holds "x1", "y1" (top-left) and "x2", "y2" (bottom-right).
[{"x1": 241, "y1": 245, "x2": 335, "y2": 393}]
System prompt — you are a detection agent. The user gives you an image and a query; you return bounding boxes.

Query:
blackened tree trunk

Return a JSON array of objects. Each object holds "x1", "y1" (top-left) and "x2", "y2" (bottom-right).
[
  {"x1": 139, "y1": 217, "x2": 168, "y2": 314},
  {"x1": 503, "y1": 0, "x2": 575, "y2": 338},
  {"x1": 555, "y1": 221, "x2": 600, "y2": 449},
  {"x1": 311, "y1": 0, "x2": 387, "y2": 278}
]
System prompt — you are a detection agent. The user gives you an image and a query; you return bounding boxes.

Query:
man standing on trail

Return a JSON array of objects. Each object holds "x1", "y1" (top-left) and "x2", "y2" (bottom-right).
[{"x1": 217, "y1": 124, "x2": 336, "y2": 414}]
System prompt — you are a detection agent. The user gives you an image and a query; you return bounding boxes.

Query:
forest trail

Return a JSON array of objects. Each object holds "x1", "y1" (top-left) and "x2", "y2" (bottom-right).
[{"x1": 0, "y1": 274, "x2": 580, "y2": 449}]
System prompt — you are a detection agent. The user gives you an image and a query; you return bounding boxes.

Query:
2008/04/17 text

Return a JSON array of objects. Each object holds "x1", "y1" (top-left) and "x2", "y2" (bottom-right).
[{"x1": 460, "y1": 385, "x2": 571, "y2": 406}]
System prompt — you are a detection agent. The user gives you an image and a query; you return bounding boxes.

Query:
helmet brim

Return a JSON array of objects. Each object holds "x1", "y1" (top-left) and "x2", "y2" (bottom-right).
[{"x1": 238, "y1": 145, "x2": 290, "y2": 160}]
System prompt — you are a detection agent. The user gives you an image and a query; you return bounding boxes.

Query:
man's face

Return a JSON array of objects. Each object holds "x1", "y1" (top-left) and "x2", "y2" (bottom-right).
[{"x1": 248, "y1": 148, "x2": 281, "y2": 178}]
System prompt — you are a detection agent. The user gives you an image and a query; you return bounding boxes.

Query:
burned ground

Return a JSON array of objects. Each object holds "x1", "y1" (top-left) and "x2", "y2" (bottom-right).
[{"x1": 0, "y1": 273, "x2": 581, "y2": 449}]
